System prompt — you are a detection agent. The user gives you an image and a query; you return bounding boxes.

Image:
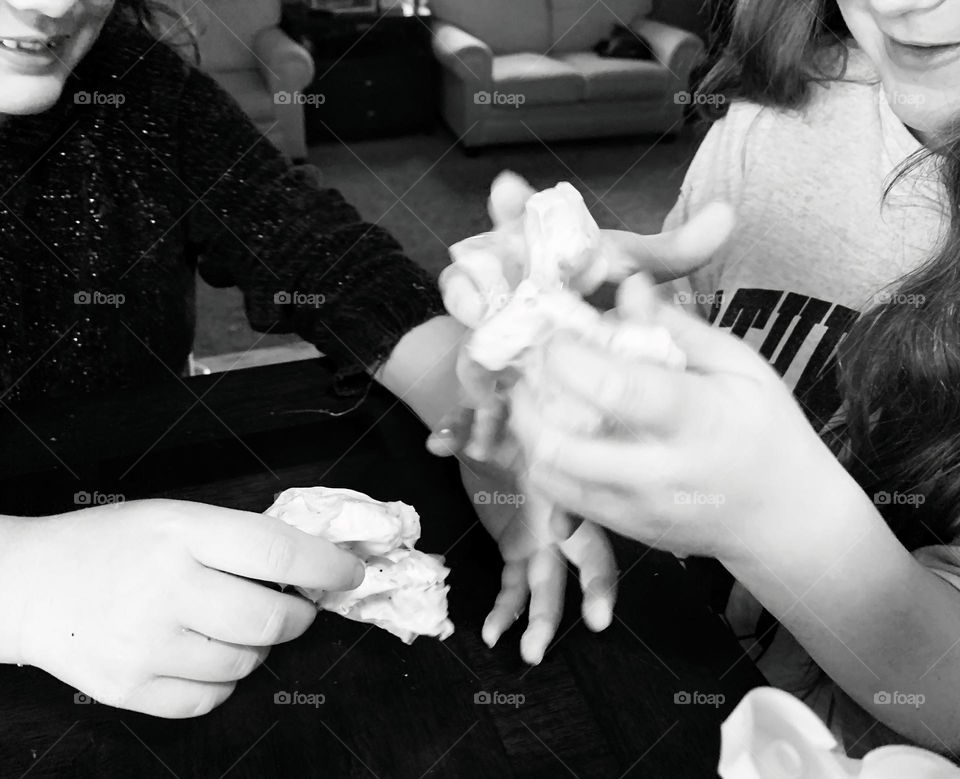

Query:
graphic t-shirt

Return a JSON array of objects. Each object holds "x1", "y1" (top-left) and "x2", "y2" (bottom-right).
[{"x1": 662, "y1": 46, "x2": 957, "y2": 753}]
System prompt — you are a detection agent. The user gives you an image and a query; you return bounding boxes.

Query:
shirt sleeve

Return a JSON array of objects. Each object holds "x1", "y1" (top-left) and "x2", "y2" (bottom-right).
[{"x1": 175, "y1": 67, "x2": 444, "y2": 383}]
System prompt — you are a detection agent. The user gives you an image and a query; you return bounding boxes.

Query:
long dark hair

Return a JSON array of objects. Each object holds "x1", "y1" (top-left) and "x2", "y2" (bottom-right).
[{"x1": 695, "y1": 0, "x2": 960, "y2": 551}]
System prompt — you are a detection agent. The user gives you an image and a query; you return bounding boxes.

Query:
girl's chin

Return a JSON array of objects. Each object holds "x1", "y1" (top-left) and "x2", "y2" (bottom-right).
[
  {"x1": 0, "y1": 73, "x2": 68, "y2": 116},
  {"x1": 883, "y1": 83, "x2": 960, "y2": 145}
]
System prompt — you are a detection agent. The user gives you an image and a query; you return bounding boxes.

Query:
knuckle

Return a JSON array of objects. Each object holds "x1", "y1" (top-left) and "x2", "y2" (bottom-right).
[
  {"x1": 264, "y1": 534, "x2": 296, "y2": 578},
  {"x1": 257, "y1": 600, "x2": 290, "y2": 645}
]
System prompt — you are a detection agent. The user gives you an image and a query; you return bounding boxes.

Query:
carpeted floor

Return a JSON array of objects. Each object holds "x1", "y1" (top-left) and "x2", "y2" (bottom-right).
[{"x1": 193, "y1": 124, "x2": 705, "y2": 357}]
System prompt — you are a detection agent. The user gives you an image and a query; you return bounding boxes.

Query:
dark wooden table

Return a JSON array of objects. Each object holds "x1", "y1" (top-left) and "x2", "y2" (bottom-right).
[{"x1": 0, "y1": 361, "x2": 765, "y2": 779}]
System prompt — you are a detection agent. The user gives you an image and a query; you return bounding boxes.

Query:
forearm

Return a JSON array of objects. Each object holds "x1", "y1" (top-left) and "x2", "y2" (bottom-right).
[
  {"x1": 0, "y1": 515, "x2": 45, "y2": 665},
  {"x1": 723, "y1": 475, "x2": 960, "y2": 749},
  {"x1": 376, "y1": 315, "x2": 467, "y2": 432}
]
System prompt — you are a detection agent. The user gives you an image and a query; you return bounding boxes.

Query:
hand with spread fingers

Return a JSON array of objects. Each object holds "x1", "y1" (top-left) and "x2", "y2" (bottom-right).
[
  {"x1": 429, "y1": 174, "x2": 737, "y2": 665},
  {"x1": 455, "y1": 454, "x2": 617, "y2": 666}
]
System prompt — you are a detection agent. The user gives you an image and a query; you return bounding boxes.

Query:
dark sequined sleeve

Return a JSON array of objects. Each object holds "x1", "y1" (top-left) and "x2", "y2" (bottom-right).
[{"x1": 176, "y1": 68, "x2": 445, "y2": 380}]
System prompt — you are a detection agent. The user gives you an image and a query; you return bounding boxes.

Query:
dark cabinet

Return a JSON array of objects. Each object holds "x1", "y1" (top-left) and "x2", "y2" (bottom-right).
[{"x1": 282, "y1": 9, "x2": 438, "y2": 142}]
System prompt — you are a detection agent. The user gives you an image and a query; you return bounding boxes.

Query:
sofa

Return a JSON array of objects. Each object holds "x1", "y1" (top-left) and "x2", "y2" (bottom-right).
[
  {"x1": 429, "y1": 0, "x2": 704, "y2": 149},
  {"x1": 160, "y1": 0, "x2": 315, "y2": 160}
]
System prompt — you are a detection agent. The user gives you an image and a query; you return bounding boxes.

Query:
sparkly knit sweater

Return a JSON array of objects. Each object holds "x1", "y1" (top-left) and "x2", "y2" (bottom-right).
[{"x1": 0, "y1": 10, "x2": 445, "y2": 408}]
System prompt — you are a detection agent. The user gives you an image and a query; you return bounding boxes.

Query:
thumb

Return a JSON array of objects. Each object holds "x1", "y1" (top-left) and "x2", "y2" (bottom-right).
[
  {"x1": 602, "y1": 201, "x2": 737, "y2": 284},
  {"x1": 618, "y1": 274, "x2": 762, "y2": 375},
  {"x1": 488, "y1": 170, "x2": 536, "y2": 228}
]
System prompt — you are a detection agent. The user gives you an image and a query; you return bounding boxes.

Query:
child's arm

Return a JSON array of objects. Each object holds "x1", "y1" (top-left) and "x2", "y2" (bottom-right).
[
  {"x1": 509, "y1": 277, "x2": 960, "y2": 750},
  {"x1": 723, "y1": 495, "x2": 960, "y2": 751}
]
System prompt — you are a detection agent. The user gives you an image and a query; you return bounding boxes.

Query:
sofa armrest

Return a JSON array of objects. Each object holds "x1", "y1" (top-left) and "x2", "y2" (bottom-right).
[
  {"x1": 631, "y1": 19, "x2": 704, "y2": 86},
  {"x1": 254, "y1": 26, "x2": 316, "y2": 94},
  {"x1": 431, "y1": 21, "x2": 493, "y2": 88}
]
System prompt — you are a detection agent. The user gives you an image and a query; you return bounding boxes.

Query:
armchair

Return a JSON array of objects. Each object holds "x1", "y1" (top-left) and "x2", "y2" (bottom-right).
[{"x1": 159, "y1": 0, "x2": 315, "y2": 161}]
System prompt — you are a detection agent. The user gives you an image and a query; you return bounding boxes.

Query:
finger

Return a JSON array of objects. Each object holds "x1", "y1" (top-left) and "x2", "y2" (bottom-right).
[
  {"x1": 117, "y1": 677, "x2": 237, "y2": 719},
  {"x1": 464, "y1": 398, "x2": 510, "y2": 462},
  {"x1": 614, "y1": 272, "x2": 659, "y2": 326},
  {"x1": 482, "y1": 560, "x2": 529, "y2": 648},
  {"x1": 647, "y1": 290, "x2": 768, "y2": 375},
  {"x1": 427, "y1": 406, "x2": 475, "y2": 457},
  {"x1": 440, "y1": 260, "x2": 501, "y2": 329},
  {"x1": 180, "y1": 566, "x2": 318, "y2": 646},
  {"x1": 162, "y1": 634, "x2": 270, "y2": 683},
  {"x1": 549, "y1": 510, "x2": 580, "y2": 542},
  {"x1": 520, "y1": 544, "x2": 567, "y2": 665},
  {"x1": 560, "y1": 522, "x2": 617, "y2": 632},
  {"x1": 541, "y1": 336, "x2": 691, "y2": 435},
  {"x1": 510, "y1": 381, "x2": 677, "y2": 488},
  {"x1": 184, "y1": 506, "x2": 365, "y2": 591},
  {"x1": 528, "y1": 465, "x2": 648, "y2": 543},
  {"x1": 488, "y1": 170, "x2": 536, "y2": 227},
  {"x1": 456, "y1": 348, "x2": 499, "y2": 407},
  {"x1": 602, "y1": 201, "x2": 736, "y2": 283}
]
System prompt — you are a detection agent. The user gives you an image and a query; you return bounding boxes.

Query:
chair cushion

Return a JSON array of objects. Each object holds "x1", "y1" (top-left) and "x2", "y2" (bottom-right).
[
  {"x1": 548, "y1": 0, "x2": 653, "y2": 54},
  {"x1": 430, "y1": 0, "x2": 551, "y2": 55},
  {"x1": 557, "y1": 52, "x2": 672, "y2": 101},
  {"x1": 175, "y1": 0, "x2": 282, "y2": 72},
  {"x1": 209, "y1": 69, "x2": 276, "y2": 124},
  {"x1": 493, "y1": 53, "x2": 585, "y2": 105}
]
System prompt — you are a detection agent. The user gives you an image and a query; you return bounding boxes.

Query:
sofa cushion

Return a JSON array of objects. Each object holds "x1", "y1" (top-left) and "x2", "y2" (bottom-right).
[
  {"x1": 430, "y1": 0, "x2": 551, "y2": 55},
  {"x1": 548, "y1": 0, "x2": 653, "y2": 54},
  {"x1": 557, "y1": 52, "x2": 672, "y2": 101},
  {"x1": 493, "y1": 54, "x2": 585, "y2": 106}
]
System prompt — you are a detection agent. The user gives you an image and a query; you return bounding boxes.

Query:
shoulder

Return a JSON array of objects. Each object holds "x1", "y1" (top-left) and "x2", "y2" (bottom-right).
[{"x1": 72, "y1": 10, "x2": 196, "y2": 115}]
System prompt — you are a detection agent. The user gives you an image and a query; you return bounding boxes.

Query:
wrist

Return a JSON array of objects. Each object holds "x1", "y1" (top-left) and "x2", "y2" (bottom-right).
[
  {"x1": 0, "y1": 515, "x2": 53, "y2": 666},
  {"x1": 377, "y1": 315, "x2": 467, "y2": 431},
  {"x1": 719, "y1": 455, "x2": 885, "y2": 588}
]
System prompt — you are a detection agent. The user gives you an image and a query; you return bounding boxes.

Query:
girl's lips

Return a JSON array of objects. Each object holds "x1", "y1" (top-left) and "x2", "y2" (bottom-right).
[
  {"x1": 883, "y1": 34, "x2": 960, "y2": 72},
  {"x1": 0, "y1": 35, "x2": 70, "y2": 74}
]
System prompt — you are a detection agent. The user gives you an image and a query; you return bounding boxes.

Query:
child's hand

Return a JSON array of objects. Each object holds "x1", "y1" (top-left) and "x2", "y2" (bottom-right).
[
  {"x1": 509, "y1": 275, "x2": 856, "y2": 568},
  {"x1": 10, "y1": 500, "x2": 364, "y2": 718},
  {"x1": 440, "y1": 171, "x2": 735, "y2": 329},
  {"x1": 457, "y1": 460, "x2": 616, "y2": 666}
]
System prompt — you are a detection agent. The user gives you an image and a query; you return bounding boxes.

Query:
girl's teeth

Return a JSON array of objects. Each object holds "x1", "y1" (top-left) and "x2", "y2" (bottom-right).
[{"x1": 1, "y1": 39, "x2": 52, "y2": 52}]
